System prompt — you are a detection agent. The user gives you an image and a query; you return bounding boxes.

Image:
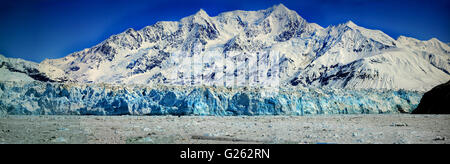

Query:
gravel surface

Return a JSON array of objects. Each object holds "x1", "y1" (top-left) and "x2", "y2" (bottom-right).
[{"x1": 0, "y1": 115, "x2": 449, "y2": 144}]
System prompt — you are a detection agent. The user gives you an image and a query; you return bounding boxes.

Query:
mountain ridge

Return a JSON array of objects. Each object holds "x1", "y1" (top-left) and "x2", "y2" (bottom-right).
[{"x1": 1, "y1": 4, "x2": 449, "y2": 91}]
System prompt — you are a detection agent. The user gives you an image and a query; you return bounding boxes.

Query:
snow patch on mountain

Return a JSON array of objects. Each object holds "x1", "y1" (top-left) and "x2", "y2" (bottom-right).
[{"x1": 0, "y1": 54, "x2": 66, "y2": 82}]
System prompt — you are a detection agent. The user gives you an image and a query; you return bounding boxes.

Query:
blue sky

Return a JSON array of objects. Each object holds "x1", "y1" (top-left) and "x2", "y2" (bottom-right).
[{"x1": 0, "y1": 0, "x2": 449, "y2": 62}]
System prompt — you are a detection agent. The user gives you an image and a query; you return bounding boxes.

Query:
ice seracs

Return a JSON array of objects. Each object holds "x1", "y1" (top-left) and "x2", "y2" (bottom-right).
[{"x1": 0, "y1": 81, "x2": 423, "y2": 115}]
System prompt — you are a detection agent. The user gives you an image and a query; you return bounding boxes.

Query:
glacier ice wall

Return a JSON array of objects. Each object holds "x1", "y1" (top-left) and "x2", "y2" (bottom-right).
[{"x1": 0, "y1": 81, "x2": 423, "y2": 115}]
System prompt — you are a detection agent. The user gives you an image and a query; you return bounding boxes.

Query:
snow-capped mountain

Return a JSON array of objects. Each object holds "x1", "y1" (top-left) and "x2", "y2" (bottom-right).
[
  {"x1": 24, "y1": 4, "x2": 450, "y2": 91},
  {"x1": 290, "y1": 22, "x2": 450, "y2": 91}
]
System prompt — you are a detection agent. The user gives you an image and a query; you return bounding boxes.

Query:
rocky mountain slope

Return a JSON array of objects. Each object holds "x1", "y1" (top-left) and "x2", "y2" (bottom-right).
[
  {"x1": 0, "y1": 54, "x2": 66, "y2": 82},
  {"x1": 412, "y1": 80, "x2": 450, "y2": 114}
]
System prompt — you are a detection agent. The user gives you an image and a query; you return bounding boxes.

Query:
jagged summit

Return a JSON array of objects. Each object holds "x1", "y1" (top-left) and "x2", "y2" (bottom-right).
[
  {"x1": 265, "y1": 3, "x2": 302, "y2": 19},
  {"x1": 181, "y1": 8, "x2": 213, "y2": 26},
  {"x1": 125, "y1": 28, "x2": 136, "y2": 33},
  {"x1": 344, "y1": 20, "x2": 357, "y2": 28},
  {"x1": 274, "y1": 3, "x2": 288, "y2": 9},
  {"x1": 268, "y1": 3, "x2": 290, "y2": 12},
  {"x1": 194, "y1": 8, "x2": 209, "y2": 17},
  {"x1": 9, "y1": 4, "x2": 449, "y2": 91}
]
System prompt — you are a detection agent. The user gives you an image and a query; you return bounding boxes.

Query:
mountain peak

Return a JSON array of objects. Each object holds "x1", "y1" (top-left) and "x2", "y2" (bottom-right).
[
  {"x1": 429, "y1": 37, "x2": 440, "y2": 42},
  {"x1": 194, "y1": 8, "x2": 209, "y2": 17},
  {"x1": 267, "y1": 3, "x2": 292, "y2": 14},
  {"x1": 181, "y1": 8, "x2": 211, "y2": 24},
  {"x1": 273, "y1": 3, "x2": 288, "y2": 10},
  {"x1": 345, "y1": 20, "x2": 358, "y2": 28},
  {"x1": 125, "y1": 28, "x2": 135, "y2": 33},
  {"x1": 397, "y1": 35, "x2": 420, "y2": 43}
]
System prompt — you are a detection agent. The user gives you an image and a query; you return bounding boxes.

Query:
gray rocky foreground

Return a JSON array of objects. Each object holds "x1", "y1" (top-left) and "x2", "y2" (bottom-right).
[{"x1": 0, "y1": 114, "x2": 448, "y2": 144}]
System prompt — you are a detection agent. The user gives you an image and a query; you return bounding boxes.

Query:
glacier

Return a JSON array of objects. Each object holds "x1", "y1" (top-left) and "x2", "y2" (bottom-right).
[{"x1": 0, "y1": 81, "x2": 422, "y2": 116}]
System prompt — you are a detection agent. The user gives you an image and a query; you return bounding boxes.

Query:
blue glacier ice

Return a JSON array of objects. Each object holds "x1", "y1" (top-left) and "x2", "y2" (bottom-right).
[{"x1": 0, "y1": 81, "x2": 423, "y2": 116}]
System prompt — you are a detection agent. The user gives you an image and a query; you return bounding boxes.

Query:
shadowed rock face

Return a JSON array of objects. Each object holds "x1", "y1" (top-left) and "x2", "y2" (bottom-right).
[{"x1": 412, "y1": 80, "x2": 450, "y2": 114}]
